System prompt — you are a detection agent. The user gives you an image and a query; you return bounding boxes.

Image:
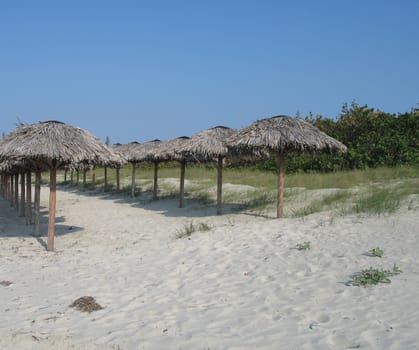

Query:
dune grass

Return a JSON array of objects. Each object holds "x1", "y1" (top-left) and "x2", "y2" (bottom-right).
[{"x1": 56, "y1": 164, "x2": 418, "y2": 217}]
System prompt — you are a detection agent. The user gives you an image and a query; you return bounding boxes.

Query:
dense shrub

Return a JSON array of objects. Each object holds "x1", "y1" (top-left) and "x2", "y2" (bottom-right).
[{"x1": 258, "y1": 102, "x2": 419, "y2": 173}]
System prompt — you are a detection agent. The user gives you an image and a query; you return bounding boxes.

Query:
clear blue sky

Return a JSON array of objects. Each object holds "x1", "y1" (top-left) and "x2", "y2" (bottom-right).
[{"x1": 1, "y1": 0, "x2": 418, "y2": 144}]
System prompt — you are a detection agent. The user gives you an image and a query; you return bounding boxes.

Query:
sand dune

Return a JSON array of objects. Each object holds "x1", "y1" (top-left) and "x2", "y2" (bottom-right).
[{"x1": 1, "y1": 186, "x2": 418, "y2": 349}]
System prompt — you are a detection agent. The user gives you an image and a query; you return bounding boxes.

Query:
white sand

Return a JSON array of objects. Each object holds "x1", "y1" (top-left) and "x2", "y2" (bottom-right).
[{"x1": 0, "y1": 186, "x2": 418, "y2": 350}]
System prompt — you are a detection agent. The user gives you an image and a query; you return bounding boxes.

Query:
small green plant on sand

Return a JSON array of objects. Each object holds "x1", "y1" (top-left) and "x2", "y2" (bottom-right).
[
  {"x1": 295, "y1": 241, "x2": 311, "y2": 250},
  {"x1": 175, "y1": 221, "x2": 212, "y2": 239},
  {"x1": 369, "y1": 247, "x2": 384, "y2": 257},
  {"x1": 350, "y1": 264, "x2": 402, "y2": 286}
]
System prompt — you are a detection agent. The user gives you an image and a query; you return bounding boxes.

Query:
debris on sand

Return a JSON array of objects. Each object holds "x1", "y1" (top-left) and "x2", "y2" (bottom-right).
[{"x1": 69, "y1": 296, "x2": 103, "y2": 313}]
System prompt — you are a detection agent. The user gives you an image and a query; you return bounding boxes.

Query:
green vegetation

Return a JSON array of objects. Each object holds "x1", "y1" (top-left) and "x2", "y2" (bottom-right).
[
  {"x1": 350, "y1": 181, "x2": 418, "y2": 215},
  {"x1": 55, "y1": 164, "x2": 418, "y2": 218},
  {"x1": 295, "y1": 241, "x2": 311, "y2": 250},
  {"x1": 175, "y1": 221, "x2": 212, "y2": 239},
  {"x1": 369, "y1": 247, "x2": 384, "y2": 258},
  {"x1": 350, "y1": 264, "x2": 402, "y2": 286},
  {"x1": 260, "y1": 102, "x2": 419, "y2": 172}
]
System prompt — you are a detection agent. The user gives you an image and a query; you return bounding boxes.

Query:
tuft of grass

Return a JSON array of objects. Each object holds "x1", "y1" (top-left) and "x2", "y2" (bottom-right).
[
  {"x1": 236, "y1": 191, "x2": 276, "y2": 211},
  {"x1": 291, "y1": 203, "x2": 322, "y2": 218},
  {"x1": 175, "y1": 221, "x2": 212, "y2": 239},
  {"x1": 193, "y1": 191, "x2": 214, "y2": 206},
  {"x1": 295, "y1": 241, "x2": 311, "y2": 250},
  {"x1": 369, "y1": 247, "x2": 384, "y2": 258},
  {"x1": 320, "y1": 190, "x2": 352, "y2": 206},
  {"x1": 349, "y1": 264, "x2": 402, "y2": 286},
  {"x1": 352, "y1": 187, "x2": 401, "y2": 215}
]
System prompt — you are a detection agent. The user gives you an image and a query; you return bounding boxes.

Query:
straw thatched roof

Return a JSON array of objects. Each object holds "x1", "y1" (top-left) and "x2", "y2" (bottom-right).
[
  {"x1": 227, "y1": 115, "x2": 347, "y2": 154},
  {"x1": 153, "y1": 136, "x2": 191, "y2": 161},
  {"x1": 130, "y1": 139, "x2": 162, "y2": 162},
  {"x1": 110, "y1": 141, "x2": 142, "y2": 163},
  {"x1": 178, "y1": 126, "x2": 236, "y2": 160},
  {"x1": 0, "y1": 159, "x2": 45, "y2": 174},
  {"x1": 0, "y1": 121, "x2": 125, "y2": 167}
]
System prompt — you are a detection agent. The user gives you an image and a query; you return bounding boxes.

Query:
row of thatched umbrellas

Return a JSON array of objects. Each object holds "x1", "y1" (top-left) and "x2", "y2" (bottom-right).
[{"x1": 0, "y1": 116, "x2": 347, "y2": 252}]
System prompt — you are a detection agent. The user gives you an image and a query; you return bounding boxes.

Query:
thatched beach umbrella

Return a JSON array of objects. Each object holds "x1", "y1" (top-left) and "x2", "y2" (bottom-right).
[
  {"x1": 0, "y1": 121, "x2": 124, "y2": 251},
  {"x1": 178, "y1": 126, "x2": 236, "y2": 214},
  {"x1": 153, "y1": 136, "x2": 191, "y2": 208},
  {"x1": 130, "y1": 139, "x2": 162, "y2": 199},
  {"x1": 112, "y1": 141, "x2": 142, "y2": 198},
  {"x1": 226, "y1": 115, "x2": 347, "y2": 218}
]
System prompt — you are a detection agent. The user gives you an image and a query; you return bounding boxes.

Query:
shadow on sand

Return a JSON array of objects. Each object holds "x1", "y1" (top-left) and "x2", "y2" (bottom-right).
[
  {"x1": 56, "y1": 183, "x2": 258, "y2": 218},
  {"x1": 0, "y1": 197, "x2": 83, "y2": 249}
]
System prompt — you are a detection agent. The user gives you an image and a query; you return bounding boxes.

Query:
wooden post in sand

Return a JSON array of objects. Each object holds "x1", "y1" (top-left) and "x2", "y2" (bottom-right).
[
  {"x1": 19, "y1": 172, "x2": 25, "y2": 217},
  {"x1": 277, "y1": 150, "x2": 285, "y2": 219},
  {"x1": 179, "y1": 159, "x2": 186, "y2": 208},
  {"x1": 48, "y1": 162, "x2": 57, "y2": 252},
  {"x1": 83, "y1": 170, "x2": 87, "y2": 189},
  {"x1": 131, "y1": 163, "x2": 136, "y2": 198},
  {"x1": 104, "y1": 167, "x2": 108, "y2": 192},
  {"x1": 153, "y1": 161, "x2": 158, "y2": 200},
  {"x1": 4, "y1": 175, "x2": 10, "y2": 200},
  {"x1": 216, "y1": 156, "x2": 223, "y2": 215},
  {"x1": 91, "y1": 166, "x2": 96, "y2": 187},
  {"x1": 116, "y1": 167, "x2": 120, "y2": 191},
  {"x1": 14, "y1": 174, "x2": 19, "y2": 211},
  {"x1": 34, "y1": 171, "x2": 41, "y2": 236},
  {"x1": 10, "y1": 175, "x2": 15, "y2": 207},
  {"x1": 26, "y1": 171, "x2": 32, "y2": 225}
]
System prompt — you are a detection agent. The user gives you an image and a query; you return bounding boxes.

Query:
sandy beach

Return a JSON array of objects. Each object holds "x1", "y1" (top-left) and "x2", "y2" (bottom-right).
[{"x1": 1, "y1": 184, "x2": 418, "y2": 350}]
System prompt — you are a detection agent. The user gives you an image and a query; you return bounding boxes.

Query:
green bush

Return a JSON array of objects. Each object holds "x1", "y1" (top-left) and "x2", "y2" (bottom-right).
[
  {"x1": 258, "y1": 102, "x2": 419, "y2": 173},
  {"x1": 350, "y1": 264, "x2": 402, "y2": 286}
]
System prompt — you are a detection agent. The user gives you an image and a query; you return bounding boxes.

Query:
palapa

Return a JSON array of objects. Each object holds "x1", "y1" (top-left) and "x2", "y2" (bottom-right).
[
  {"x1": 153, "y1": 136, "x2": 191, "y2": 208},
  {"x1": 130, "y1": 140, "x2": 162, "y2": 199},
  {"x1": 177, "y1": 126, "x2": 237, "y2": 214},
  {"x1": 226, "y1": 115, "x2": 347, "y2": 218},
  {"x1": 0, "y1": 121, "x2": 125, "y2": 251},
  {"x1": 112, "y1": 141, "x2": 142, "y2": 198}
]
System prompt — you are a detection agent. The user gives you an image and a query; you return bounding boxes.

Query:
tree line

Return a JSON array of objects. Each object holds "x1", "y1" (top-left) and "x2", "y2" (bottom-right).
[{"x1": 259, "y1": 102, "x2": 419, "y2": 173}]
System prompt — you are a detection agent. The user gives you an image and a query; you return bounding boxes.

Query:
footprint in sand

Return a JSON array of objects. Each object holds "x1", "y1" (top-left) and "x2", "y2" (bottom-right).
[{"x1": 309, "y1": 314, "x2": 330, "y2": 329}]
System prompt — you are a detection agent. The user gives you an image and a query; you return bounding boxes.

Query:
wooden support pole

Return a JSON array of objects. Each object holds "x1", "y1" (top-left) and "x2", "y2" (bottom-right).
[
  {"x1": 216, "y1": 156, "x2": 223, "y2": 215},
  {"x1": 277, "y1": 150, "x2": 285, "y2": 219},
  {"x1": 83, "y1": 170, "x2": 87, "y2": 189},
  {"x1": 153, "y1": 161, "x2": 158, "y2": 200},
  {"x1": 5, "y1": 176, "x2": 9, "y2": 201},
  {"x1": 131, "y1": 163, "x2": 136, "y2": 198},
  {"x1": 10, "y1": 175, "x2": 14, "y2": 207},
  {"x1": 179, "y1": 159, "x2": 186, "y2": 208},
  {"x1": 116, "y1": 167, "x2": 120, "y2": 191},
  {"x1": 8, "y1": 175, "x2": 12, "y2": 202},
  {"x1": 34, "y1": 172, "x2": 41, "y2": 236},
  {"x1": 19, "y1": 173, "x2": 25, "y2": 217},
  {"x1": 14, "y1": 174, "x2": 19, "y2": 210},
  {"x1": 26, "y1": 172, "x2": 32, "y2": 225},
  {"x1": 47, "y1": 164, "x2": 57, "y2": 252},
  {"x1": 104, "y1": 167, "x2": 108, "y2": 192},
  {"x1": 91, "y1": 167, "x2": 96, "y2": 187}
]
